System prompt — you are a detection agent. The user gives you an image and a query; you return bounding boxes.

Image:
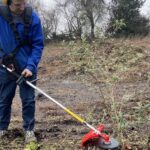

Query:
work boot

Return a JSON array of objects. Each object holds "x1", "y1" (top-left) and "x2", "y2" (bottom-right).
[
  {"x1": 25, "y1": 130, "x2": 37, "y2": 144},
  {"x1": 0, "y1": 130, "x2": 7, "y2": 138}
]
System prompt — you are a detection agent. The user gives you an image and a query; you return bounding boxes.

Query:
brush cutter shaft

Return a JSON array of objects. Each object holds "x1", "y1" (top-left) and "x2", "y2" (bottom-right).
[
  {"x1": 27, "y1": 81, "x2": 87, "y2": 123},
  {"x1": 2, "y1": 64, "x2": 100, "y2": 133},
  {"x1": 85, "y1": 122, "x2": 100, "y2": 134},
  {"x1": 2, "y1": 64, "x2": 120, "y2": 149},
  {"x1": 27, "y1": 81, "x2": 103, "y2": 135},
  {"x1": 27, "y1": 80, "x2": 100, "y2": 134},
  {"x1": 27, "y1": 81, "x2": 104, "y2": 136},
  {"x1": 27, "y1": 81, "x2": 67, "y2": 110}
]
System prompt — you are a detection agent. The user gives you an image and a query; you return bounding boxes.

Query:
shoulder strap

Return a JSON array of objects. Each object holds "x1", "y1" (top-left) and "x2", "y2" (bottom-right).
[
  {"x1": 0, "y1": 4, "x2": 21, "y2": 42},
  {"x1": 10, "y1": 5, "x2": 33, "y2": 56},
  {"x1": 0, "y1": 4, "x2": 32, "y2": 39},
  {"x1": 23, "y1": 5, "x2": 32, "y2": 38},
  {"x1": 0, "y1": 4, "x2": 33, "y2": 57},
  {"x1": 0, "y1": 4, "x2": 12, "y2": 23}
]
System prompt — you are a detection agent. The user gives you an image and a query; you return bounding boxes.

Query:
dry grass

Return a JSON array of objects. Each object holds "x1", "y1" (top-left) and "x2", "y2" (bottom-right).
[{"x1": 1, "y1": 38, "x2": 150, "y2": 149}]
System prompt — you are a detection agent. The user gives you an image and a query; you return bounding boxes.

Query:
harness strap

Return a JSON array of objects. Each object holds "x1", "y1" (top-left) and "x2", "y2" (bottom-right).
[
  {"x1": 24, "y1": 5, "x2": 32, "y2": 38},
  {"x1": 0, "y1": 4, "x2": 32, "y2": 57}
]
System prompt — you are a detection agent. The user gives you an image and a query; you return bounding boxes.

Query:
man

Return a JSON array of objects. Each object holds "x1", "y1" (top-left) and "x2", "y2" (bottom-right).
[{"x1": 0, "y1": 0, "x2": 44, "y2": 144}]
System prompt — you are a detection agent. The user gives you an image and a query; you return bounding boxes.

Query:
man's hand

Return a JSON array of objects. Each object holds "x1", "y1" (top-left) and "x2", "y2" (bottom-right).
[{"x1": 22, "y1": 69, "x2": 32, "y2": 77}]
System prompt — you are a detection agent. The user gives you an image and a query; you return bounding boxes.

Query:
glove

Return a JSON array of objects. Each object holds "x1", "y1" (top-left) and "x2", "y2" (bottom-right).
[
  {"x1": 1, "y1": 54, "x2": 16, "y2": 71},
  {"x1": 2, "y1": 54, "x2": 14, "y2": 66}
]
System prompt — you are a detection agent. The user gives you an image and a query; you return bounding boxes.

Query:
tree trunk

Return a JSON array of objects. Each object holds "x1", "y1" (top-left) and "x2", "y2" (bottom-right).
[
  {"x1": 91, "y1": 21, "x2": 95, "y2": 39},
  {"x1": 89, "y1": 12, "x2": 95, "y2": 40}
]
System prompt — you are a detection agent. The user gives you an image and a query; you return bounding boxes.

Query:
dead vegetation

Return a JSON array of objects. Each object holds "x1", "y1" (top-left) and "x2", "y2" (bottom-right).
[{"x1": 0, "y1": 38, "x2": 150, "y2": 150}]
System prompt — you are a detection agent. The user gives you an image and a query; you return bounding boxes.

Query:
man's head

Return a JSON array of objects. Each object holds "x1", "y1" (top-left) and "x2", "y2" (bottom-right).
[{"x1": 9, "y1": 0, "x2": 25, "y2": 15}]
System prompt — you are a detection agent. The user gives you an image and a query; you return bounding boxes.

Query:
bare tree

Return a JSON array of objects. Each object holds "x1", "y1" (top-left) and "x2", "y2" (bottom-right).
[
  {"x1": 80, "y1": 0, "x2": 105, "y2": 39},
  {"x1": 57, "y1": 0, "x2": 106, "y2": 40},
  {"x1": 26, "y1": 0, "x2": 41, "y2": 12},
  {"x1": 56, "y1": 0, "x2": 84, "y2": 39},
  {"x1": 27, "y1": 0, "x2": 59, "y2": 41},
  {"x1": 41, "y1": 8, "x2": 59, "y2": 40}
]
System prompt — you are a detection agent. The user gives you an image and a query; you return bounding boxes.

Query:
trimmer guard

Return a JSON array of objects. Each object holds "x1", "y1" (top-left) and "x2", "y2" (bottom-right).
[{"x1": 81, "y1": 124, "x2": 110, "y2": 147}]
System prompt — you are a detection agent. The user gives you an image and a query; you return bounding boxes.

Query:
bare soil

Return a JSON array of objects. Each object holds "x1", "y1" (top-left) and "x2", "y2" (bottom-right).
[{"x1": 0, "y1": 38, "x2": 149, "y2": 150}]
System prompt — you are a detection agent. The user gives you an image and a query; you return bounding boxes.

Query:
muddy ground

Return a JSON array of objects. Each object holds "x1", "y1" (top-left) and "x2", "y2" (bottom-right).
[{"x1": 0, "y1": 39, "x2": 149, "y2": 150}]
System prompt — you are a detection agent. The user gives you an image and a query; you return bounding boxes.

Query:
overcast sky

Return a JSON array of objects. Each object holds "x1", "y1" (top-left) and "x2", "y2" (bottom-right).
[
  {"x1": 43, "y1": 0, "x2": 150, "y2": 16},
  {"x1": 141, "y1": 0, "x2": 150, "y2": 16}
]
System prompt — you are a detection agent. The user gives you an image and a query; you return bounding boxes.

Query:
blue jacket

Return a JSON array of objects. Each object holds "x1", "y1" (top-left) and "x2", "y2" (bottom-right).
[{"x1": 0, "y1": 10, "x2": 44, "y2": 74}]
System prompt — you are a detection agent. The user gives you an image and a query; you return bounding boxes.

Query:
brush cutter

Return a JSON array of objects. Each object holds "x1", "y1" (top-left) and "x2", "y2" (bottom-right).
[{"x1": 1, "y1": 64, "x2": 119, "y2": 149}]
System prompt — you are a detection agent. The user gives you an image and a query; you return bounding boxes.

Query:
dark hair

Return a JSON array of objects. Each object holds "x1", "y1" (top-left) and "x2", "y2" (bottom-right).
[{"x1": 7, "y1": 0, "x2": 12, "y2": 5}]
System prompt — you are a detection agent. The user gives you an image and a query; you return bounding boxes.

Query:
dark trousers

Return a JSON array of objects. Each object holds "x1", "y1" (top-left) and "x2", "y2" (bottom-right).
[{"x1": 0, "y1": 72, "x2": 36, "y2": 131}]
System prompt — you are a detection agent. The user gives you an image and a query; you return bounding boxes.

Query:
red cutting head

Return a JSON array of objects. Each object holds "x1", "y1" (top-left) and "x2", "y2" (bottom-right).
[{"x1": 81, "y1": 124, "x2": 110, "y2": 147}]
